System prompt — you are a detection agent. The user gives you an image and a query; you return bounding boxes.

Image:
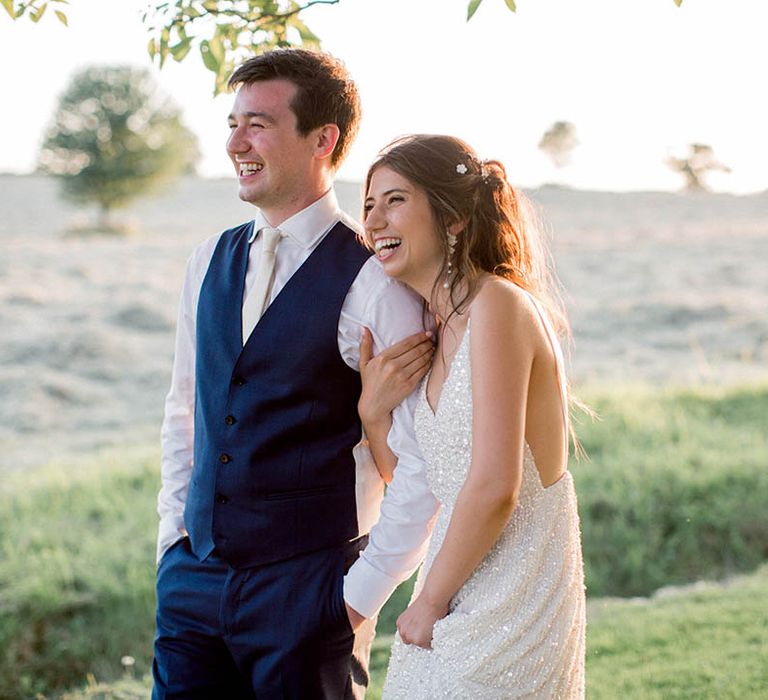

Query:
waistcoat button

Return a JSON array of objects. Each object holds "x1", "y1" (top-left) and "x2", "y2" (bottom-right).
[
  {"x1": 215, "y1": 493, "x2": 228, "y2": 504},
  {"x1": 225, "y1": 415, "x2": 236, "y2": 426},
  {"x1": 219, "y1": 453, "x2": 231, "y2": 464}
]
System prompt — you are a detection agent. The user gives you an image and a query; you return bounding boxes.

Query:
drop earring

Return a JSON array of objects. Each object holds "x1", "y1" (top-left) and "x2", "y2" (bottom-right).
[{"x1": 444, "y1": 232, "x2": 457, "y2": 289}]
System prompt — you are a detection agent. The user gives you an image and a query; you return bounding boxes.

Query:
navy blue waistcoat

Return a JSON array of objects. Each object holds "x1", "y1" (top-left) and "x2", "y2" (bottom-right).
[{"x1": 184, "y1": 220, "x2": 372, "y2": 568}]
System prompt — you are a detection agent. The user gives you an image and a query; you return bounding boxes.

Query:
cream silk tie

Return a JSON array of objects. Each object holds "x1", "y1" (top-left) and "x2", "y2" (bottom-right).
[{"x1": 242, "y1": 226, "x2": 285, "y2": 344}]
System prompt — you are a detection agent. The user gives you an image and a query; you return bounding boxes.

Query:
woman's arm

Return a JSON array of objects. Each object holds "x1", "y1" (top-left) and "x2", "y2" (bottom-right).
[
  {"x1": 358, "y1": 327, "x2": 434, "y2": 483},
  {"x1": 396, "y1": 281, "x2": 541, "y2": 647}
]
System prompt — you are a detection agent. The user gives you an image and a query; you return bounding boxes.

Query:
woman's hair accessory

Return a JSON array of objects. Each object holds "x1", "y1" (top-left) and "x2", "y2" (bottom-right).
[{"x1": 457, "y1": 159, "x2": 492, "y2": 183}]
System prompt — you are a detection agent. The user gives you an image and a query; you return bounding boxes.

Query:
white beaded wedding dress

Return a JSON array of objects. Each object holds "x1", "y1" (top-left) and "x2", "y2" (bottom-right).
[{"x1": 382, "y1": 317, "x2": 586, "y2": 699}]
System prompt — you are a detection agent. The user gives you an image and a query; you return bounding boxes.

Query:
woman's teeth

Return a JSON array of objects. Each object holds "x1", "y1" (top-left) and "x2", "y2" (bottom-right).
[{"x1": 374, "y1": 237, "x2": 402, "y2": 258}]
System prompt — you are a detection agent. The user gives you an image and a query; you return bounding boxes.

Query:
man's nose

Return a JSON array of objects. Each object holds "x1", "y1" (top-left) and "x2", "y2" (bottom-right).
[{"x1": 227, "y1": 126, "x2": 248, "y2": 153}]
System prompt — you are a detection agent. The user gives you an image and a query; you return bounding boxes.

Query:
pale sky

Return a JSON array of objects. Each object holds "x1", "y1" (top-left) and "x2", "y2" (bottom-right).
[{"x1": 2, "y1": 0, "x2": 766, "y2": 193}]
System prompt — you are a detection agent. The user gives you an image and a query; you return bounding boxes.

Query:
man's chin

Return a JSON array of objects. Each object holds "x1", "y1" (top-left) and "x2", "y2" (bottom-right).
[{"x1": 237, "y1": 185, "x2": 263, "y2": 206}]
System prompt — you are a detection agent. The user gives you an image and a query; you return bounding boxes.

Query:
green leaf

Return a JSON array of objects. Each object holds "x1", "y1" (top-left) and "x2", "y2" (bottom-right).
[
  {"x1": 208, "y1": 33, "x2": 225, "y2": 64},
  {"x1": 1, "y1": 0, "x2": 15, "y2": 19},
  {"x1": 503, "y1": 0, "x2": 516, "y2": 11},
  {"x1": 199, "y1": 39, "x2": 220, "y2": 72},
  {"x1": 290, "y1": 18, "x2": 320, "y2": 44},
  {"x1": 147, "y1": 38, "x2": 157, "y2": 60},
  {"x1": 467, "y1": 0, "x2": 483, "y2": 20},
  {"x1": 54, "y1": 8, "x2": 66, "y2": 24},
  {"x1": 170, "y1": 37, "x2": 192, "y2": 61},
  {"x1": 214, "y1": 67, "x2": 230, "y2": 96},
  {"x1": 30, "y1": 2, "x2": 48, "y2": 22}
]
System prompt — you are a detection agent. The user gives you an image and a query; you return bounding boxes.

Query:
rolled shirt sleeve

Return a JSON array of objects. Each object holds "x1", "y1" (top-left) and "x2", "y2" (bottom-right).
[{"x1": 339, "y1": 257, "x2": 440, "y2": 618}]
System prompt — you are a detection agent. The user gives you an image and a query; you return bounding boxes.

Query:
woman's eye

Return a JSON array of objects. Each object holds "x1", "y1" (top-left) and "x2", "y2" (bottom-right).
[{"x1": 388, "y1": 196, "x2": 404, "y2": 205}]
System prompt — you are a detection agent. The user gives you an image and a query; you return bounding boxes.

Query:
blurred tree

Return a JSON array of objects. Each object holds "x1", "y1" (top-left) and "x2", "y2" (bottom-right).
[
  {"x1": 539, "y1": 121, "x2": 578, "y2": 168},
  {"x1": 38, "y1": 65, "x2": 199, "y2": 232},
  {"x1": 666, "y1": 143, "x2": 731, "y2": 192}
]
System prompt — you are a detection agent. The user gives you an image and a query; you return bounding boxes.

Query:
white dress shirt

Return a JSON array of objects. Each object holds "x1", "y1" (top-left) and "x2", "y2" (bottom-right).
[{"x1": 157, "y1": 188, "x2": 440, "y2": 619}]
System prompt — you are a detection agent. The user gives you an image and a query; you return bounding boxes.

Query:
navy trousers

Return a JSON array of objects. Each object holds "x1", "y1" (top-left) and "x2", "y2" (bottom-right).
[{"x1": 153, "y1": 537, "x2": 371, "y2": 699}]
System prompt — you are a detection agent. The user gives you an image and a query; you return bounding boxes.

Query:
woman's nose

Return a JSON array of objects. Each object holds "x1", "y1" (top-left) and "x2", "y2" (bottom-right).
[{"x1": 365, "y1": 204, "x2": 384, "y2": 231}]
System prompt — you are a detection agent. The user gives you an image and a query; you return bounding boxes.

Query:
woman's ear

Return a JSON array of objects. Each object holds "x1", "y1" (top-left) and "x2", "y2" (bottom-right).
[{"x1": 447, "y1": 219, "x2": 466, "y2": 237}]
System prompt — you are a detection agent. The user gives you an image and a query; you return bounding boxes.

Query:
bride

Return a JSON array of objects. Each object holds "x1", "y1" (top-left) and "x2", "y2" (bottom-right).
[{"x1": 357, "y1": 135, "x2": 586, "y2": 698}]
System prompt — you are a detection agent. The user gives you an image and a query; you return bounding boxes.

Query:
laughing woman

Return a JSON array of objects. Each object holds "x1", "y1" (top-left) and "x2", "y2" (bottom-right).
[{"x1": 358, "y1": 135, "x2": 586, "y2": 699}]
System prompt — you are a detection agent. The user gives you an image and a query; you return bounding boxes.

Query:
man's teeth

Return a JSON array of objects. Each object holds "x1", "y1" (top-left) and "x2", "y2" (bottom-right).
[
  {"x1": 374, "y1": 238, "x2": 402, "y2": 254},
  {"x1": 240, "y1": 163, "x2": 264, "y2": 175}
]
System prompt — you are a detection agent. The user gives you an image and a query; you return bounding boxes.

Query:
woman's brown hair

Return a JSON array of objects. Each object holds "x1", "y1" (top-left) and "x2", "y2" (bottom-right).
[
  {"x1": 364, "y1": 134, "x2": 569, "y2": 341},
  {"x1": 364, "y1": 135, "x2": 590, "y2": 453}
]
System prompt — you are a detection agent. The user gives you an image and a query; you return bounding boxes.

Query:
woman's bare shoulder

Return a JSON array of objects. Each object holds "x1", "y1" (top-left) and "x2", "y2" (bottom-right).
[{"x1": 470, "y1": 276, "x2": 542, "y2": 339}]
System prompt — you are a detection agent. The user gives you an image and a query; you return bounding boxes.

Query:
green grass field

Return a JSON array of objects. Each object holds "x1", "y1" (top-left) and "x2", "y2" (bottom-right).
[
  {"x1": 368, "y1": 565, "x2": 768, "y2": 700},
  {"x1": 2, "y1": 383, "x2": 766, "y2": 699},
  {"x1": 51, "y1": 565, "x2": 768, "y2": 700}
]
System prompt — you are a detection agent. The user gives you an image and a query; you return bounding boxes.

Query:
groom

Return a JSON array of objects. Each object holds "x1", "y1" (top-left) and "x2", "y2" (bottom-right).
[{"x1": 153, "y1": 48, "x2": 438, "y2": 698}]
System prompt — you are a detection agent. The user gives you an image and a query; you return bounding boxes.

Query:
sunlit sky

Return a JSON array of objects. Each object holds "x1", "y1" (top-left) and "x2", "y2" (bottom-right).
[{"x1": 2, "y1": 0, "x2": 766, "y2": 193}]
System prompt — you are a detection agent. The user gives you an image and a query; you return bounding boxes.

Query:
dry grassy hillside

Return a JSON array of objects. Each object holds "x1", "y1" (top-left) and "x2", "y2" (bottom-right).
[{"x1": 1, "y1": 175, "x2": 766, "y2": 471}]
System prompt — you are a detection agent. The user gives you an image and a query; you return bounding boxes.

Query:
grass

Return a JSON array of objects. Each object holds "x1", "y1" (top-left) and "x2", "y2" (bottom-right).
[
  {"x1": 583, "y1": 566, "x2": 768, "y2": 699},
  {"x1": 572, "y1": 382, "x2": 768, "y2": 596},
  {"x1": 367, "y1": 565, "x2": 768, "y2": 699},
  {"x1": 1, "y1": 383, "x2": 766, "y2": 699},
  {"x1": 54, "y1": 565, "x2": 768, "y2": 699},
  {"x1": 0, "y1": 449, "x2": 159, "y2": 699}
]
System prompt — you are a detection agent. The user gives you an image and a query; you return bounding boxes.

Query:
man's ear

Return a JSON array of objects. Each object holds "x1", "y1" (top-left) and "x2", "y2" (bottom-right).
[{"x1": 313, "y1": 124, "x2": 341, "y2": 162}]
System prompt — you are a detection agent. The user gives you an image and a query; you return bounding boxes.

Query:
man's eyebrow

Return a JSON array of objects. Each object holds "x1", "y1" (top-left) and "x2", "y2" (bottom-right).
[{"x1": 227, "y1": 111, "x2": 277, "y2": 124}]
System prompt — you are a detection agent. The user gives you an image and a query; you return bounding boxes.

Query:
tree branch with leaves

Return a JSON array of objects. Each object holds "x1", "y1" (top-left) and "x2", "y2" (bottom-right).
[
  {"x1": 143, "y1": 0, "x2": 334, "y2": 94},
  {"x1": 3, "y1": 0, "x2": 688, "y2": 93}
]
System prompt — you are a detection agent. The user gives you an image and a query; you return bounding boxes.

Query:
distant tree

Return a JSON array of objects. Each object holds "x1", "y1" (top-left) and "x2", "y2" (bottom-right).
[
  {"x1": 539, "y1": 121, "x2": 579, "y2": 168},
  {"x1": 666, "y1": 143, "x2": 731, "y2": 192},
  {"x1": 38, "y1": 66, "x2": 199, "y2": 232}
]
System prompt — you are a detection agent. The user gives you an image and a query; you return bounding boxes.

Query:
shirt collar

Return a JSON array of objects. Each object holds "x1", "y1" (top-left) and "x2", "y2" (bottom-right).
[{"x1": 252, "y1": 188, "x2": 341, "y2": 250}]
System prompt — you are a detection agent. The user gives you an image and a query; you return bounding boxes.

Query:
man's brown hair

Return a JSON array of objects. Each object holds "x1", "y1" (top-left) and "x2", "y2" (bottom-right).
[{"x1": 229, "y1": 48, "x2": 361, "y2": 168}]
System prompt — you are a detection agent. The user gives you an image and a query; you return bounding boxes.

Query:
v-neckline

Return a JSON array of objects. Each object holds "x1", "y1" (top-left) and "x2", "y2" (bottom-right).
[{"x1": 424, "y1": 321, "x2": 471, "y2": 417}]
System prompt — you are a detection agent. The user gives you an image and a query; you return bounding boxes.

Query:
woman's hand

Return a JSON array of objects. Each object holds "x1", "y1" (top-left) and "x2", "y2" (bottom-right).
[
  {"x1": 396, "y1": 594, "x2": 448, "y2": 649},
  {"x1": 358, "y1": 327, "x2": 434, "y2": 427}
]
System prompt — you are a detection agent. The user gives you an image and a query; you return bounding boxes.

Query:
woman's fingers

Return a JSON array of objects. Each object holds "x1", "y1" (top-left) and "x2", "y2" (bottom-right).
[
  {"x1": 407, "y1": 352, "x2": 433, "y2": 380},
  {"x1": 377, "y1": 331, "x2": 432, "y2": 362},
  {"x1": 402, "y1": 339, "x2": 434, "y2": 369},
  {"x1": 359, "y1": 327, "x2": 374, "y2": 367},
  {"x1": 381, "y1": 338, "x2": 434, "y2": 377}
]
